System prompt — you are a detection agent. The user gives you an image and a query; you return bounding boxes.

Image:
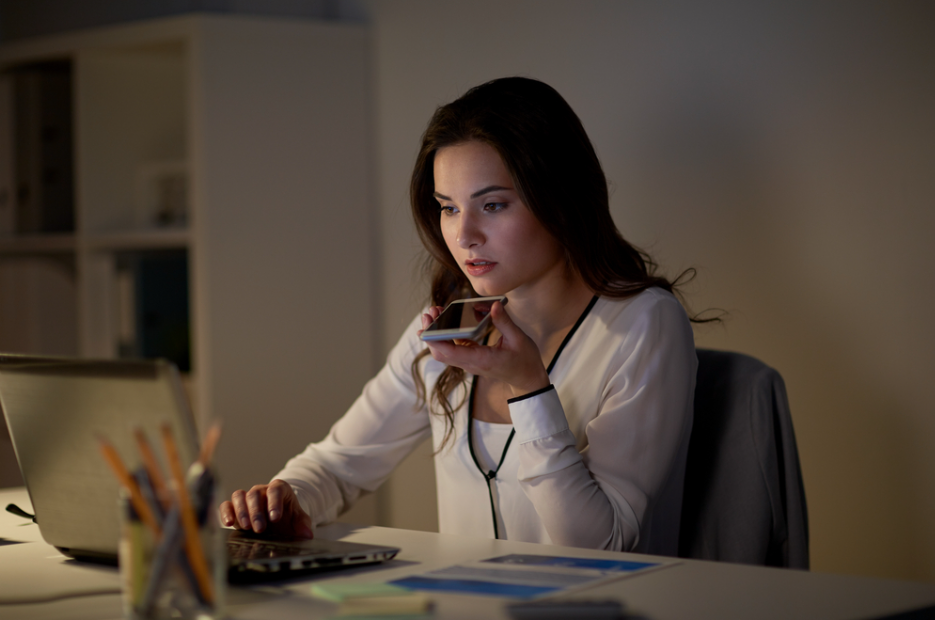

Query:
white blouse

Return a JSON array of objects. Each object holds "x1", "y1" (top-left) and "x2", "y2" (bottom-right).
[{"x1": 274, "y1": 287, "x2": 697, "y2": 555}]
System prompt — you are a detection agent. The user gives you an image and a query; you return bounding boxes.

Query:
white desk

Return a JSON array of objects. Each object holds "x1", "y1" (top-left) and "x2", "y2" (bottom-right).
[{"x1": 1, "y1": 487, "x2": 934, "y2": 620}]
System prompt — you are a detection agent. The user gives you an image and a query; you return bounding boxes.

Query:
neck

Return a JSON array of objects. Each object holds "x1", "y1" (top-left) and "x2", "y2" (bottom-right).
[{"x1": 505, "y1": 269, "x2": 594, "y2": 351}]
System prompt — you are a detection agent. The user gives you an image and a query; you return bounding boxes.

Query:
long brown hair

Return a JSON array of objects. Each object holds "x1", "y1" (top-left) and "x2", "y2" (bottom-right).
[{"x1": 410, "y1": 77, "x2": 695, "y2": 447}]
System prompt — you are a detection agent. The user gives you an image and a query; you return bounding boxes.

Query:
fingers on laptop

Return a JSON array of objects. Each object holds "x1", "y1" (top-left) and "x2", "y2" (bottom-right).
[
  {"x1": 266, "y1": 479, "x2": 287, "y2": 523},
  {"x1": 219, "y1": 486, "x2": 264, "y2": 532},
  {"x1": 218, "y1": 499, "x2": 236, "y2": 528},
  {"x1": 267, "y1": 480, "x2": 314, "y2": 539},
  {"x1": 221, "y1": 488, "x2": 252, "y2": 530},
  {"x1": 246, "y1": 485, "x2": 271, "y2": 532},
  {"x1": 219, "y1": 481, "x2": 313, "y2": 538}
]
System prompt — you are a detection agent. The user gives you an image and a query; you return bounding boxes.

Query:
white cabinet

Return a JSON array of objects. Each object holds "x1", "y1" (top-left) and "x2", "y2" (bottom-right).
[{"x1": 0, "y1": 15, "x2": 379, "y2": 522}]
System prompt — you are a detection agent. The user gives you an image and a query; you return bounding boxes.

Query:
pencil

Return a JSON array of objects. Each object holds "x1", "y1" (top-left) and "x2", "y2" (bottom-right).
[
  {"x1": 198, "y1": 421, "x2": 222, "y2": 467},
  {"x1": 160, "y1": 423, "x2": 214, "y2": 604},
  {"x1": 133, "y1": 427, "x2": 170, "y2": 511},
  {"x1": 140, "y1": 503, "x2": 184, "y2": 613},
  {"x1": 96, "y1": 436, "x2": 162, "y2": 538},
  {"x1": 133, "y1": 468, "x2": 164, "y2": 523}
]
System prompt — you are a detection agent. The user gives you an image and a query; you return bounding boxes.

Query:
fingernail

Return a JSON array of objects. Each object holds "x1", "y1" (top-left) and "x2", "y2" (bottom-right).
[
  {"x1": 253, "y1": 518, "x2": 265, "y2": 532},
  {"x1": 269, "y1": 509, "x2": 280, "y2": 522}
]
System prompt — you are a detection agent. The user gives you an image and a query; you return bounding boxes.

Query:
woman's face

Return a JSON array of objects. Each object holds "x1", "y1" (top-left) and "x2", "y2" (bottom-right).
[{"x1": 433, "y1": 141, "x2": 565, "y2": 298}]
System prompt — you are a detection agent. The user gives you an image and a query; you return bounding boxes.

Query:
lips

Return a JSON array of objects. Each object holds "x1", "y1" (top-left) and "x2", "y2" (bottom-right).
[{"x1": 465, "y1": 259, "x2": 496, "y2": 277}]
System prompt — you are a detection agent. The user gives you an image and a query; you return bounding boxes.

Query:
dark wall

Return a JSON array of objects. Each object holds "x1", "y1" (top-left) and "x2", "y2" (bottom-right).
[{"x1": 0, "y1": 0, "x2": 365, "y2": 43}]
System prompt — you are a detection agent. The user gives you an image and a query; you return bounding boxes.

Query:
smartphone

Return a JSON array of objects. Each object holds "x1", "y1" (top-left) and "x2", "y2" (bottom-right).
[{"x1": 420, "y1": 296, "x2": 508, "y2": 342}]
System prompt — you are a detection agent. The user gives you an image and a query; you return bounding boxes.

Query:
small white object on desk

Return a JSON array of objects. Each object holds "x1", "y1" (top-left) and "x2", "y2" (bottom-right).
[{"x1": 311, "y1": 582, "x2": 432, "y2": 617}]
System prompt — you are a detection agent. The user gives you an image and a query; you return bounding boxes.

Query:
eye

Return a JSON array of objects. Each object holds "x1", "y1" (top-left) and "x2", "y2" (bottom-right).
[
  {"x1": 484, "y1": 202, "x2": 507, "y2": 212},
  {"x1": 439, "y1": 205, "x2": 458, "y2": 216}
]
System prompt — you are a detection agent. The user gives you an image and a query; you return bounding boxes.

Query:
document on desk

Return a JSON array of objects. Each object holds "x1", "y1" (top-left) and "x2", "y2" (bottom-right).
[{"x1": 390, "y1": 554, "x2": 673, "y2": 599}]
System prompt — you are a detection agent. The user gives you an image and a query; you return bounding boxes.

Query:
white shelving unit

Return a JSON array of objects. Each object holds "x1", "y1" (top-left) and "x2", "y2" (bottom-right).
[{"x1": 0, "y1": 15, "x2": 379, "y2": 522}]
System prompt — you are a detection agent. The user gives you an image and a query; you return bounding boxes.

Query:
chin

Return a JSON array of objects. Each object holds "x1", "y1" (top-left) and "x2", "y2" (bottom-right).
[{"x1": 471, "y1": 283, "x2": 509, "y2": 298}]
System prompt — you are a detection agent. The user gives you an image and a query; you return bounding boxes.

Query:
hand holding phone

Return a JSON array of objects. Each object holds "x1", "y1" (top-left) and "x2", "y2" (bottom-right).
[{"x1": 420, "y1": 296, "x2": 508, "y2": 342}]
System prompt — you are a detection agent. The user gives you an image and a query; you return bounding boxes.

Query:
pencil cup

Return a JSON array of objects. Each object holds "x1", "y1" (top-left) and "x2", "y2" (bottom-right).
[{"x1": 119, "y1": 465, "x2": 226, "y2": 620}]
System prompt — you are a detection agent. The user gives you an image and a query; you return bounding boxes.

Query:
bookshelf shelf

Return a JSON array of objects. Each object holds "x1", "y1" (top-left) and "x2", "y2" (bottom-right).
[
  {"x1": 0, "y1": 233, "x2": 77, "y2": 254},
  {"x1": 83, "y1": 228, "x2": 190, "y2": 251}
]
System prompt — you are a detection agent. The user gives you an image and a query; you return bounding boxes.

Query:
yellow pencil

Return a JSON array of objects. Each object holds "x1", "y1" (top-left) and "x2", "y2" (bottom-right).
[
  {"x1": 160, "y1": 423, "x2": 214, "y2": 604},
  {"x1": 97, "y1": 437, "x2": 162, "y2": 538},
  {"x1": 198, "y1": 421, "x2": 222, "y2": 467},
  {"x1": 133, "y1": 427, "x2": 170, "y2": 511}
]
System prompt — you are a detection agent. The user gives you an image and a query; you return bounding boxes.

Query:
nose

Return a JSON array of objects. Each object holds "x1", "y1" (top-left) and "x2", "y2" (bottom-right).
[{"x1": 456, "y1": 210, "x2": 484, "y2": 249}]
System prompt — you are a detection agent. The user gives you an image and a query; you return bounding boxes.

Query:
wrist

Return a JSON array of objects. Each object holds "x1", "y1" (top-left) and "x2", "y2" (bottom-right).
[
  {"x1": 507, "y1": 383, "x2": 555, "y2": 404},
  {"x1": 509, "y1": 370, "x2": 550, "y2": 399}
]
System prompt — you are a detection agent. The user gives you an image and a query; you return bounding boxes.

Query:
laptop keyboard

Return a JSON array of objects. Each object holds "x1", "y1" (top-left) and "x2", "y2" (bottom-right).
[{"x1": 227, "y1": 538, "x2": 326, "y2": 560}]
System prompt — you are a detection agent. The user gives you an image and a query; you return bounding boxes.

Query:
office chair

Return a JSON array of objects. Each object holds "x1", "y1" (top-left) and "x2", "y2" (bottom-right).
[{"x1": 678, "y1": 349, "x2": 809, "y2": 568}]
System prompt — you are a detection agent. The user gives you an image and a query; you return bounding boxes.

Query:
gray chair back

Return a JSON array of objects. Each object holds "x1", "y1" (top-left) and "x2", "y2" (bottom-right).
[{"x1": 678, "y1": 349, "x2": 809, "y2": 568}]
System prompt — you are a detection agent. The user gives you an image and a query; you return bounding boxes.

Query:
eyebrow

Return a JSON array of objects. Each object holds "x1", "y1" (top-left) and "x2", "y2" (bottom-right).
[{"x1": 433, "y1": 185, "x2": 513, "y2": 201}]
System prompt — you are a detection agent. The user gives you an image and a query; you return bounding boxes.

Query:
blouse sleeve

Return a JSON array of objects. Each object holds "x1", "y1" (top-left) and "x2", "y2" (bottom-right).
[
  {"x1": 509, "y1": 291, "x2": 696, "y2": 551},
  {"x1": 272, "y1": 314, "x2": 432, "y2": 528}
]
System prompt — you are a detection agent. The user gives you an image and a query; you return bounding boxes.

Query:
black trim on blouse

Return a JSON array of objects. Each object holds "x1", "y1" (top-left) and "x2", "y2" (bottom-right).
[
  {"x1": 506, "y1": 383, "x2": 555, "y2": 405},
  {"x1": 547, "y1": 294, "x2": 599, "y2": 374},
  {"x1": 466, "y1": 295, "x2": 599, "y2": 539}
]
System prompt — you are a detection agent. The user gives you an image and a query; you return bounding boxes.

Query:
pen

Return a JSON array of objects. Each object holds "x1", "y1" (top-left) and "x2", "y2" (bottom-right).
[
  {"x1": 140, "y1": 502, "x2": 186, "y2": 613},
  {"x1": 160, "y1": 423, "x2": 214, "y2": 604},
  {"x1": 133, "y1": 427, "x2": 170, "y2": 511},
  {"x1": 133, "y1": 468, "x2": 165, "y2": 523}
]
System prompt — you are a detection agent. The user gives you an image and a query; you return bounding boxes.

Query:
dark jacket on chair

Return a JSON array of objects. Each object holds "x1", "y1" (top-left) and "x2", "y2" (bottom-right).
[{"x1": 678, "y1": 349, "x2": 809, "y2": 568}]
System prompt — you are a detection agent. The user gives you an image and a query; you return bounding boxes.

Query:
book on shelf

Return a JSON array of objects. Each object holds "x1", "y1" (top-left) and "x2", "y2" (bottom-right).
[
  {"x1": 116, "y1": 250, "x2": 191, "y2": 373},
  {"x1": 0, "y1": 61, "x2": 75, "y2": 238},
  {"x1": 0, "y1": 74, "x2": 14, "y2": 237}
]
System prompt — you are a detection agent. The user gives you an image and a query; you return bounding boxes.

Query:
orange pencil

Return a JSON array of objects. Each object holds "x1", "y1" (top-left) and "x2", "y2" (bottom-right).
[
  {"x1": 198, "y1": 421, "x2": 222, "y2": 467},
  {"x1": 133, "y1": 427, "x2": 169, "y2": 511},
  {"x1": 160, "y1": 423, "x2": 214, "y2": 604},
  {"x1": 97, "y1": 436, "x2": 162, "y2": 538}
]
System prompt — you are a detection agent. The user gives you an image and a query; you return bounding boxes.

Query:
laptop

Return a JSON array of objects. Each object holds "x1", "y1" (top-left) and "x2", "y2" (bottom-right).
[{"x1": 0, "y1": 353, "x2": 399, "y2": 580}]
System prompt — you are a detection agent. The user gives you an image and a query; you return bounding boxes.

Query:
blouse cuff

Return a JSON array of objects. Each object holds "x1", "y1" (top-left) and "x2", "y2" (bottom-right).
[
  {"x1": 508, "y1": 385, "x2": 570, "y2": 444},
  {"x1": 507, "y1": 383, "x2": 555, "y2": 404}
]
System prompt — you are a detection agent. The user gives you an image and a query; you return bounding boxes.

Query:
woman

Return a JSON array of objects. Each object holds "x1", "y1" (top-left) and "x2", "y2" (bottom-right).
[{"x1": 220, "y1": 77, "x2": 696, "y2": 555}]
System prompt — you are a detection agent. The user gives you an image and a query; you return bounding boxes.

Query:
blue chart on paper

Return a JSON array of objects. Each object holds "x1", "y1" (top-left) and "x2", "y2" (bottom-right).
[
  {"x1": 390, "y1": 554, "x2": 661, "y2": 599},
  {"x1": 390, "y1": 576, "x2": 557, "y2": 599}
]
